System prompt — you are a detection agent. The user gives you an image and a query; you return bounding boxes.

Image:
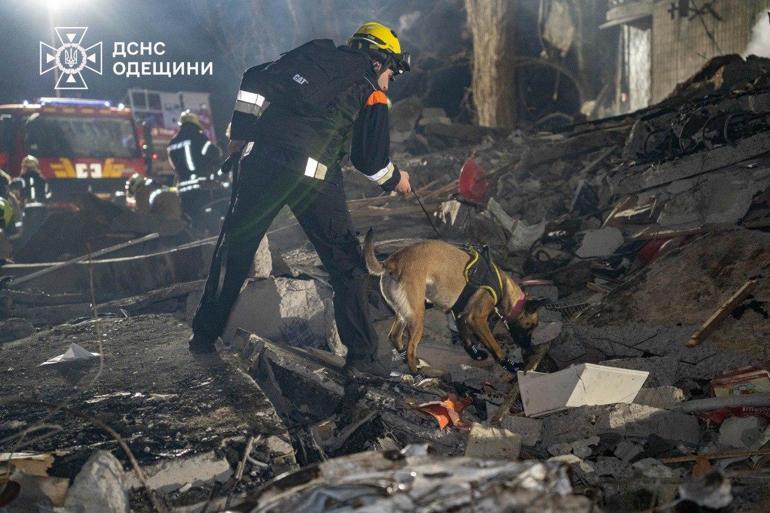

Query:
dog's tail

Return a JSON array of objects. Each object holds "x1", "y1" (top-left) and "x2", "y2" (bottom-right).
[{"x1": 363, "y1": 228, "x2": 385, "y2": 276}]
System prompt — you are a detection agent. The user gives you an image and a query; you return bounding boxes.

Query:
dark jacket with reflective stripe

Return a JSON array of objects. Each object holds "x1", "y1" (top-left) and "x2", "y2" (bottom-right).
[
  {"x1": 19, "y1": 169, "x2": 49, "y2": 203},
  {"x1": 232, "y1": 44, "x2": 400, "y2": 191},
  {"x1": 168, "y1": 123, "x2": 220, "y2": 182}
]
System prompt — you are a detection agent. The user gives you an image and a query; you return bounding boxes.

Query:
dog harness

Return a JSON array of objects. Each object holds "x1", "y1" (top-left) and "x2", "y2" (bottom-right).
[
  {"x1": 451, "y1": 245, "x2": 529, "y2": 321},
  {"x1": 451, "y1": 245, "x2": 504, "y2": 315}
]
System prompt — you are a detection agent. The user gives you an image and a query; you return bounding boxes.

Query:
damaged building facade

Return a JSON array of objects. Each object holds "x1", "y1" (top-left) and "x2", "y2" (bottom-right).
[
  {"x1": 1, "y1": 1, "x2": 770, "y2": 513},
  {"x1": 607, "y1": 0, "x2": 770, "y2": 111}
]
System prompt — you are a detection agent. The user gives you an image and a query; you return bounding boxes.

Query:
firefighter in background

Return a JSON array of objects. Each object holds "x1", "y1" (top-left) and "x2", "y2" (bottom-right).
[
  {"x1": 0, "y1": 168, "x2": 11, "y2": 198},
  {"x1": 16, "y1": 156, "x2": 50, "y2": 205},
  {"x1": 0, "y1": 168, "x2": 21, "y2": 236},
  {"x1": 189, "y1": 22, "x2": 412, "y2": 379},
  {"x1": 167, "y1": 110, "x2": 221, "y2": 183},
  {"x1": 125, "y1": 173, "x2": 182, "y2": 220},
  {"x1": 0, "y1": 196, "x2": 12, "y2": 263}
]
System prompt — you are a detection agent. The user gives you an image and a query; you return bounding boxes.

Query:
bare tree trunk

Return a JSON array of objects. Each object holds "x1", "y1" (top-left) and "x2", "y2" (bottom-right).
[{"x1": 465, "y1": 0, "x2": 517, "y2": 128}]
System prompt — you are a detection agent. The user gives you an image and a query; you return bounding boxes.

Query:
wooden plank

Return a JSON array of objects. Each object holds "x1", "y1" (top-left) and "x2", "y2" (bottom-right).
[
  {"x1": 687, "y1": 279, "x2": 757, "y2": 347},
  {"x1": 661, "y1": 447, "x2": 770, "y2": 464}
]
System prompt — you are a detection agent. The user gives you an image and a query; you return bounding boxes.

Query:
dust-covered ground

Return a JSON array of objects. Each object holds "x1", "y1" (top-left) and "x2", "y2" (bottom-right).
[
  {"x1": 588, "y1": 229, "x2": 770, "y2": 368},
  {"x1": 0, "y1": 314, "x2": 284, "y2": 483}
]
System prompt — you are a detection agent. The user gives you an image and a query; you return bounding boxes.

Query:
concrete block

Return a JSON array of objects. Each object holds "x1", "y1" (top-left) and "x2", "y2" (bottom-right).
[
  {"x1": 547, "y1": 436, "x2": 599, "y2": 459},
  {"x1": 508, "y1": 218, "x2": 546, "y2": 253},
  {"x1": 592, "y1": 456, "x2": 632, "y2": 478},
  {"x1": 64, "y1": 450, "x2": 129, "y2": 513},
  {"x1": 632, "y1": 458, "x2": 675, "y2": 479},
  {"x1": 224, "y1": 277, "x2": 328, "y2": 346},
  {"x1": 575, "y1": 227, "x2": 624, "y2": 258},
  {"x1": 547, "y1": 333, "x2": 587, "y2": 367},
  {"x1": 323, "y1": 298, "x2": 347, "y2": 358},
  {"x1": 532, "y1": 321, "x2": 562, "y2": 345},
  {"x1": 500, "y1": 416, "x2": 544, "y2": 447},
  {"x1": 464, "y1": 423, "x2": 521, "y2": 460},
  {"x1": 230, "y1": 331, "x2": 267, "y2": 364},
  {"x1": 264, "y1": 435, "x2": 298, "y2": 474},
  {"x1": 614, "y1": 440, "x2": 644, "y2": 463},
  {"x1": 542, "y1": 404, "x2": 701, "y2": 446},
  {"x1": 125, "y1": 451, "x2": 232, "y2": 492},
  {"x1": 718, "y1": 416, "x2": 768, "y2": 450},
  {"x1": 251, "y1": 237, "x2": 272, "y2": 278},
  {"x1": 633, "y1": 386, "x2": 685, "y2": 409},
  {"x1": 658, "y1": 175, "x2": 755, "y2": 227},
  {"x1": 519, "y1": 364, "x2": 649, "y2": 417}
]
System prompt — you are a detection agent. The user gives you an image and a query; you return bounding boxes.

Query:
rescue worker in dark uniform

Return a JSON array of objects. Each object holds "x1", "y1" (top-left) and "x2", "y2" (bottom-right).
[
  {"x1": 17, "y1": 155, "x2": 50, "y2": 204},
  {"x1": 0, "y1": 168, "x2": 11, "y2": 199},
  {"x1": 167, "y1": 110, "x2": 221, "y2": 183},
  {"x1": 189, "y1": 22, "x2": 412, "y2": 378}
]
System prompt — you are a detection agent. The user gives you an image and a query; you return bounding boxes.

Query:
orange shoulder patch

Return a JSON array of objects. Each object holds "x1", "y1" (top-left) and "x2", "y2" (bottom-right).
[{"x1": 365, "y1": 90, "x2": 388, "y2": 107}]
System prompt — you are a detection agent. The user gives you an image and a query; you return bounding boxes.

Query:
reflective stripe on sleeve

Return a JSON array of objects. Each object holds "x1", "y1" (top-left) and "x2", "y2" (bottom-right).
[
  {"x1": 234, "y1": 90, "x2": 269, "y2": 117},
  {"x1": 304, "y1": 157, "x2": 328, "y2": 181},
  {"x1": 367, "y1": 161, "x2": 395, "y2": 185},
  {"x1": 183, "y1": 142, "x2": 195, "y2": 171},
  {"x1": 201, "y1": 141, "x2": 211, "y2": 155}
]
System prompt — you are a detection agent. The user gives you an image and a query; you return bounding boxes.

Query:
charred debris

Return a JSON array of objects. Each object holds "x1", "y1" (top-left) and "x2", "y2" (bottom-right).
[{"x1": 2, "y1": 55, "x2": 770, "y2": 512}]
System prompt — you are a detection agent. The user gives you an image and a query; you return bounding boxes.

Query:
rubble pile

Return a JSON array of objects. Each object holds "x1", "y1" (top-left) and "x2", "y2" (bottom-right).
[{"x1": 2, "y1": 56, "x2": 770, "y2": 512}]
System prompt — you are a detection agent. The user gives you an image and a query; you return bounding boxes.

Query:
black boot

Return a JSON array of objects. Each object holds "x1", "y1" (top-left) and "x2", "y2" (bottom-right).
[
  {"x1": 463, "y1": 342, "x2": 489, "y2": 361},
  {"x1": 500, "y1": 356, "x2": 523, "y2": 374},
  {"x1": 188, "y1": 333, "x2": 217, "y2": 354},
  {"x1": 345, "y1": 355, "x2": 391, "y2": 379}
]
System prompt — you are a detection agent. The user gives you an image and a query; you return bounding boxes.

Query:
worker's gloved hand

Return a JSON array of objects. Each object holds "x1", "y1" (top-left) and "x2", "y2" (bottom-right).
[
  {"x1": 394, "y1": 170, "x2": 411, "y2": 195},
  {"x1": 220, "y1": 151, "x2": 242, "y2": 176},
  {"x1": 228, "y1": 139, "x2": 246, "y2": 154}
]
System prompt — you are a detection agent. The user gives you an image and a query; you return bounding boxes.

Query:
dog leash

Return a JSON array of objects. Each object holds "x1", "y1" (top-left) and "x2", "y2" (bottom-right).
[{"x1": 412, "y1": 189, "x2": 443, "y2": 239}]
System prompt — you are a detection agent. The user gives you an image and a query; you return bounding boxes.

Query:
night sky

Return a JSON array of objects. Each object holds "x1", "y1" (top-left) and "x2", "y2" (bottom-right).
[
  {"x1": 0, "y1": 1, "x2": 250, "y2": 135},
  {"x1": 0, "y1": 0, "x2": 464, "y2": 137}
]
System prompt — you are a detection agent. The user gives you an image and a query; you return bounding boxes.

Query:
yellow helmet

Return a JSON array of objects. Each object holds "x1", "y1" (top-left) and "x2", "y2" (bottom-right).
[
  {"x1": 179, "y1": 110, "x2": 202, "y2": 129},
  {"x1": 349, "y1": 22, "x2": 410, "y2": 74},
  {"x1": 21, "y1": 155, "x2": 39, "y2": 171},
  {"x1": 0, "y1": 197, "x2": 12, "y2": 229}
]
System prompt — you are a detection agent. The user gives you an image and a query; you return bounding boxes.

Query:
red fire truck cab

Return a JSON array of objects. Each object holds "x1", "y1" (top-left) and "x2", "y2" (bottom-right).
[{"x1": 0, "y1": 97, "x2": 145, "y2": 200}]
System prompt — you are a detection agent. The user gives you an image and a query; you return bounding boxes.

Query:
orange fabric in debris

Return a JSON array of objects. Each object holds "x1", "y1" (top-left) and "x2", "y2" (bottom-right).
[
  {"x1": 416, "y1": 394, "x2": 472, "y2": 430},
  {"x1": 365, "y1": 90, "x2": 388, "y2": 107}
]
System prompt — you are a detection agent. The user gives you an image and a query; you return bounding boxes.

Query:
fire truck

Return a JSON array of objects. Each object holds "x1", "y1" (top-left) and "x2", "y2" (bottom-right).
[{"x1": 0, "y1": 97, "x2": 146, "y2": 200}]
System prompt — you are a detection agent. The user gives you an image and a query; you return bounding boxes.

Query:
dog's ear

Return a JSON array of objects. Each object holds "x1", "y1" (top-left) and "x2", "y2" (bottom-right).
[{"x1": 524, "y1": 296, "x2": 550, "y2": 314}]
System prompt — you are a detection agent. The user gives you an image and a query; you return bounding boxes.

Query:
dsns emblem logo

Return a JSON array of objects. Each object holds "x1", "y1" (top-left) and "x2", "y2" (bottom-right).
[{"x1": 40, "y1": 27, "x2": 102, "y2": 90}]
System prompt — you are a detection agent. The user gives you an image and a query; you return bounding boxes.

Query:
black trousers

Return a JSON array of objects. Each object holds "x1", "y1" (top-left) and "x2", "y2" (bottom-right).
[{"x1": 191, "y1": 145, "x2": 379, "y2": 360}]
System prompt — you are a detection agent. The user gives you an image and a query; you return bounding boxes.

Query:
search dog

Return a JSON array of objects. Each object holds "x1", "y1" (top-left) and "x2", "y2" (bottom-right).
[{"x1": 364, "y1": 230, "x2": 546, "y2": 374}]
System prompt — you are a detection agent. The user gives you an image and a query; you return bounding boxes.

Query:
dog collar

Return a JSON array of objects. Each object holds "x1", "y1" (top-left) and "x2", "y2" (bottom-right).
[{"x1": 504, "y1": 295, "x2": 526, "y2": 321}]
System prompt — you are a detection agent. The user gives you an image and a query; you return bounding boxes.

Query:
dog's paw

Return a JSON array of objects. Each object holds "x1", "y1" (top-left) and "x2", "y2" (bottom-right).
[
  {"x1": 500, "y1": 357, "x2": 523, "y2": 374},
  {"x1": 463, "y1": 344, "x2": 489, "y2": 361}
]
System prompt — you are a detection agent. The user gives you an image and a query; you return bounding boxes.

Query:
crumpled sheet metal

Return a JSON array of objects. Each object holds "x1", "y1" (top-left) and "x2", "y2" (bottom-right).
[{"x1": 244, "y1": 445, "x2": 598, "y2": 513}]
